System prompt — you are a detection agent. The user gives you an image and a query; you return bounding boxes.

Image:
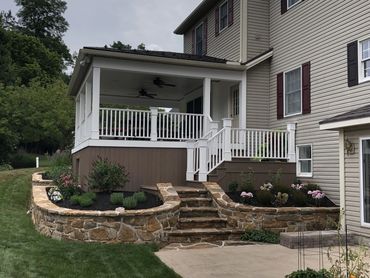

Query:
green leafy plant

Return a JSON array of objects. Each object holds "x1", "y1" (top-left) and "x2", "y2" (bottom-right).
[
  {"x1": 241, "y1": 229, "x2": 280, "y2": 244},
  {"x1": 133, "y1": 192, "x2": 147, "y2": 203},
  {"x1": 49, "y1": 151, "x2": 71, "y2": 167},
  {"x1": 122, "y1": 196, "x2": 138, "y2": 209},
  {"x1": 274, "y1": 192, "x2": 289, "y2": 207},
  {"x1": 273, "y1": 184, "x2": 292, "y2": 195},
  {"x1": 228, "y1": 181, "x2": 239, "y2": 193},
  {"x1": 269, "y1": 168, "x2": 283, "y2": 187},
  {"x1": 88, "y1": 157, "x2": 129, "y2": 192},
  {"x1": 291, "y1": 190, "x2": 308, "y2": 207},
  {"x1": 256, "y1": 190, "x2": 274, "y2": 206},
  {"x1": 110, "y1": 192, "x2": 124, "y2": 205},
  {"x1": 9, "y1": 150, "x2": 35, "y2": 169},
  {"x1": 285, "y1": 268, "x2": 331, "y2": 278},
  {"x1": 240, "y1": 169, "x2": 255, "y2": 193},
  {"x1": 78, "y1": 194, "x2": 94, "y2": 207},
  {"x1": 304, "y1": 183, "x2": 321, "y2": 193},
  {"x1": 70, "y1": 194, "x2": 80, "y2": 205},
  {"x1": 0, "y1": 164, "x2": 13, "y2": 171}
]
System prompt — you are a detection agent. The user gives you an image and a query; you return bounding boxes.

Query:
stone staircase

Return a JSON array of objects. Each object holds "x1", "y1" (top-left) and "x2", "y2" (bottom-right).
[{"x1": 165, "y1": 185, "x2": 244, "y2": 243}]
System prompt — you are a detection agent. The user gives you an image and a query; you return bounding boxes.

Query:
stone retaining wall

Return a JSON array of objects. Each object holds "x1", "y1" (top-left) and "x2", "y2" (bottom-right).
[
  {"x1": 203, "y1": 182, "x2": 340, "y2": 233},
  {"x1": 32, "y1": 174, "x2": 180, "y2": 243}
]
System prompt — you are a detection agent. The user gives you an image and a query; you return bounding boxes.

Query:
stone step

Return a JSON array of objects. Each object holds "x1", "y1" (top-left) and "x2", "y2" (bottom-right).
[
  {"x1": 178, "y1": 217, "x2": 227, "y2": 229},
  {"x1": 166, "y1": 228, "x2": 244, "y2": 243},
  {"x1": 176, "y1": 188, "x2": 208, "y2": 198},
  {"x1": 180, "y1": 207, "x2": 220, "y2": 218},
  {"x1": 180, "y1": 197, "x2": 213, "y2": 208}
]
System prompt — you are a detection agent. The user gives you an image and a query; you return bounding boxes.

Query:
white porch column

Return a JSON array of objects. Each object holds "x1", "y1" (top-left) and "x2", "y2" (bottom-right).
[
  {"x1": 150, "y1": 107, "x2": 158, "y2": 141},
  {"x1": 287, "y1": 123, "x2": 296, "y2": 162},
  {"x1": 339, "y1": 130, "x2": 346, "y2": 230},
  {"x1": 223, "y1": 118, "x2": 232, "y2": 161},
  {"x1": 198, "y1": 138, "x2": 208, "y2": 182},
  {"x1": 203, "y1": 77, "x2": 211, "y2": 134},
  {"x1": 85, "y1": 81, "x2": 92, "y2": 140},
  {"x1": 239, "y1": 71, "x2": 247, "y2": 129},
  {"x1": 186, "y1": 141, "x2": 195, "y2": 181},
  {"x1": 91, "y1": 67, "x2": 101, "y2": 140},
  {"x1": 74, "y1": 96, "x2": 80, "y2": 145}
]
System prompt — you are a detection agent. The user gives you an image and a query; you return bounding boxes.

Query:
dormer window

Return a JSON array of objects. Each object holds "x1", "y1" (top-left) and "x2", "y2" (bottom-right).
[
  {"x1": 287, "y1": 0, "x2": 301, "y2": 9},
  {"x1": 219, "y1": 1, "x2": 228, "y2": 32},
  {"x1": 195, "y1": 23, "x2": 204, "y2": 55}
]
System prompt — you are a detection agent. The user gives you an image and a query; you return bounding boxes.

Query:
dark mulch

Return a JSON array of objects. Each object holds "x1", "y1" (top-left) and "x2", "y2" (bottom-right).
[
  {"x1": 50, "y1": 190, "x2": 163, "y2": 211},
  {"x1": 226, "y1": 191, "x2": 336, "y2": 208}
]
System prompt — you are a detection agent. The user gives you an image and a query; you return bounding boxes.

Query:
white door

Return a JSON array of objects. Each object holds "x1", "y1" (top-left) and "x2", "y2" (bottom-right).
[{"x1": 229, "y1": 85, "x2": 244, "y2": 155}]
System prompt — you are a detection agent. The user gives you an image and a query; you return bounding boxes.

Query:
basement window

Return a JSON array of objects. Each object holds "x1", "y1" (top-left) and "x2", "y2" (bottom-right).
[{"x1": 297, "y1": 145, "x2": 312, "y2": 177}]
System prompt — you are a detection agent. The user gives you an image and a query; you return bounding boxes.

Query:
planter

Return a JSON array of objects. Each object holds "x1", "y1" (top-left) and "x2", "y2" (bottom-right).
[
  {"x1": 31, "y1": 173, "x2": 180, "y2": 243},
  {"x1": 203, "y1": 182, "x2": 340, "y2": 233}
]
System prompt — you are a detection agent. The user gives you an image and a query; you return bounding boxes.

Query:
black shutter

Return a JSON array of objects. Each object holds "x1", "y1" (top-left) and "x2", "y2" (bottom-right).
[
  {"x1": 215, "y1": 7, "x2": 220, "y2": 37},
  {"x1": 203, "y1": 18, "x2": 208, "y2": 55},
  {"x1": 302, "y1": 62, "x2": 311, "y2": 115},
  {"x1": 281, "y1": 0, "x2": 288, "y2": 14},
  {"x1": 228, "y1": 0, "x2": 234, "y2": 26},
  {"x1": 191, "y1": 28, "x2": 195, "y2": 54},
  {"x1": 348, "y1": 41, "x2": 359, "y2": 87},
  {"x1": 277, "y1": 72, "x2": 284, "y2": 119}
]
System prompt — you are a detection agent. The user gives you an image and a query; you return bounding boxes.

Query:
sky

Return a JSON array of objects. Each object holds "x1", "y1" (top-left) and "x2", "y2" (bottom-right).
[{"x1": 1, "y1": 0, "x2": 202, "y2": 55}]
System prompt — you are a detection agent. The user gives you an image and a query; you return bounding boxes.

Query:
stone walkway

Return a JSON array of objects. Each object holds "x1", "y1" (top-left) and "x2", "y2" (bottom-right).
[{"x1": 156, "y1": 244, "x2": 368, "y2": 278}]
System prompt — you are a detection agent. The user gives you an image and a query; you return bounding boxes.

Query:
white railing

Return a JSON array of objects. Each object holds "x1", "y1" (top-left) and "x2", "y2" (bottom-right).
[
  {"x1": 157, "y1": 112, "x2": 204, "y2": 140},
  {"x1": 100, "y1": 108, "x2": 151, "y2": 139},
  {"x1": 207, "y1": 128, "x2": 226, "y2": 173},
  {"x1": 231, "y1": 128, "x2": 289, "y2": 159}
]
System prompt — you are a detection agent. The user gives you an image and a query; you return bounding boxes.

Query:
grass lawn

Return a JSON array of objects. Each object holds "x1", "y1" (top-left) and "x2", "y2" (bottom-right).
[{"x1": 0, "y1": 169, "x2": 180, "y2": 278}]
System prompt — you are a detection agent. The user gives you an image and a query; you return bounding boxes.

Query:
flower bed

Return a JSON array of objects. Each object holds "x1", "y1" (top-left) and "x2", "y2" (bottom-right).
[
  {"x1": 204, "y1": 182, "x2": 339, "y2": 233},
  {"x1": 32, "y1": 173, "x2": 180, "y2": 243}
]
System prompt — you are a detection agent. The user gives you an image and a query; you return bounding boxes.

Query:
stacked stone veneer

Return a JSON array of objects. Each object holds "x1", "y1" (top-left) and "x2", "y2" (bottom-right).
[
  {"x1": 203, "y1": 182, "x2": 340, "y2": 233},
  {"x1": 31, "y1": 173, "x2": 180, "y2": 243}
]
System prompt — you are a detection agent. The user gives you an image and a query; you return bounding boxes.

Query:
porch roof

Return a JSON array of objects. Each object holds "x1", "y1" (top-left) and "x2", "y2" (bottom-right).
[
  {"x1": 69, "y1": 47, "x2": 244, "y2": 96},
  {"x1": 320, "y1": 104, "x2": 370, "y2": 130}
]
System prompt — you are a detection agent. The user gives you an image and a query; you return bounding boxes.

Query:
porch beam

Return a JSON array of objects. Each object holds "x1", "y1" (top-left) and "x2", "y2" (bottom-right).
[
  {"x1": 239, "y1": 71, "x2": 247, "y2": 129},
  {"x1": 203, "y1": 78, "x2": 211, "y2": 133},
  {"x1": 91, "y1": 67, "x2": 101, "y2": 140}
]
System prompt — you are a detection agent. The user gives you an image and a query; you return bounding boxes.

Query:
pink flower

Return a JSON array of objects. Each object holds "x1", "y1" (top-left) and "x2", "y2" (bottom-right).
[
  {"x1": 241, "y1": 192, "x2": 254, "y2": 198},
  {"x1": 308, "y1": 190, "x2": 325, "y2": 199}
]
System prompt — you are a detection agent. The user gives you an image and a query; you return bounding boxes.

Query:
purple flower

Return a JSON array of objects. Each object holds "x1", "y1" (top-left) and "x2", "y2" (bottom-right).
[{"x1": 308, "y1": 190, "x2": 325, "y2": 199}]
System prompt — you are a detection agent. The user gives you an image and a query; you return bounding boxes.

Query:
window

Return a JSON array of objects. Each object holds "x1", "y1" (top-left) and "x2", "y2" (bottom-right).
[
  {"x1": 359, "y1": 39, "x2": 370, "y2": 83},
  {"x1": 287, "y1": 0, "x2": 301, "y2": 9},
  {"x1": 284, "y1": 67, "x2": 302, "y2": 116},
  {"x1": 219, "y1": 1, "x2": 228, "y2": 32},
  {"x1": 195, "y1": 23, "x2": 203, "y2": 55},
  {"x1": 230, "y1": 85, "x2": 239, "y2": 117},
  {"x1": 361, "y1": 138, "x2": 370, "y2": 226},
  {"x1": 297, "y1": 145, "x2": 312, "y2": 177}
]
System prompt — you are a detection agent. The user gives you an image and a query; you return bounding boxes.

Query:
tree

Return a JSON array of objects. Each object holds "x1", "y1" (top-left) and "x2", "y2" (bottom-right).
[
  {"x1": 15, "y1": 0, "x2": 71, "y2": 64},
  {"x1": 110, "y1": 41, "x2": 132, "y2": 50},
  {"x1": 137, "y1": 43, "x2": 146, "y2": 50}
]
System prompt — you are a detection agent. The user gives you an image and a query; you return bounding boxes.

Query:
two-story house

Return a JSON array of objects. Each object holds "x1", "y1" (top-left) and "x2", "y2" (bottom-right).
[{"x1": 69, "y1": 0, "x2": 370, "y2": 239}]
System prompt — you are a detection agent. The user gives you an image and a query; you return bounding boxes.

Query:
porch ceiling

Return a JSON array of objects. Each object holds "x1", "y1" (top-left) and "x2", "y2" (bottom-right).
[{"x1": 100, "y1": 69, "x2": 204, "y2": 101}]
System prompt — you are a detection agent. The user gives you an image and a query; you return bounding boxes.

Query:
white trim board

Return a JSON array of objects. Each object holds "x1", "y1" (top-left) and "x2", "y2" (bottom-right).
[
  {"x1": 72, "y1": 139, "x2": 188, "y2": 154},
  {"x1": 360, "y1": 137, "x2": 370, "y2": 228},
  {"x1": 320, "y1": 117, "x2": 370, "y2": 131}
]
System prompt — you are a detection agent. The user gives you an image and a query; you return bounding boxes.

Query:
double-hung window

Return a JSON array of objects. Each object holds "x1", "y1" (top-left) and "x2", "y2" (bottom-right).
[
  {"x1": 287, "y1": 0, "x2": 301, "y2": 9},
  {"x1": 219, "y1": 1, "x2": 228, "y2": 32},
  {"x1": 297, "y1": 145, "x2": 312, "y2": 177},
  {"x1": 284, "y1": 67, "x2": 302, "y2": 117},
  {"x1": 359, "y1": 39, "x2": 370, "y2": 83},
  {"x1": 195, "y1": 24, "x2": 203, "y2": 55}
]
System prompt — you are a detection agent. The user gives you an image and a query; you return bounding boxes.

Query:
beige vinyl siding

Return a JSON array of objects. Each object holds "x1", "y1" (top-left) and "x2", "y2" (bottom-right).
[
  {"x1": 183, "y1": 0, "x2": 241, "y2": 62},
  {"x1": 246, "y1": 60, "x2": 270, "y2": 128},
  {"x1": 268, "y1": 0, "x2": 370, "y2": 204},
  {"x1": 247, "y1": 0, "x2": 270, "y2": 60},
  {"x1": 344, "y1": 127, "x2": 370, "y2": 237}
]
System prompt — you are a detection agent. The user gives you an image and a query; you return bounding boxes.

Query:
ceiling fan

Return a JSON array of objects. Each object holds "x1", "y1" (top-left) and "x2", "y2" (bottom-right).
[
  {"x1": 153, "y1": 77, "x2": 176, "y2": 88},
  {"x1": 137, "y1": 88, "x2": 157, "y2": 99}
]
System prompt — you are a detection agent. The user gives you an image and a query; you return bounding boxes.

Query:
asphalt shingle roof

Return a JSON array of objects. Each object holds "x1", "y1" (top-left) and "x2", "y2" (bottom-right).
[{"x1": 320, "y1": 104, "x2": 370, "y2": 125}]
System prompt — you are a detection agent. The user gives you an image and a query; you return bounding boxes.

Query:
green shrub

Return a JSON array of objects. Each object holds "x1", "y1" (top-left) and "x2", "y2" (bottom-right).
[
  {"x1": 48, "y1": 165, "x2": 71, "y2": 181},
  {"x1": 133, "y1": 192, "x2": 147, "y2": 203},
  {"x1": 274, "y1": 192, "x2": 289, "y2": 207},
  {"x1": 49, "y1": 151, "x2": 72, "y2": 167},
  {"x1": 9, "y1": 151, "x2": 35, "y2": 169},
  {"x1": 240, "y1": 169, "x2": 255, "y2": 193},
  {"x1": 84, "y1": 192, "x2": 96, "y2": 201},
  {"x1": 241, "y1": 229, "x2": 280, "y2": 244},
  {"x1": 285, "y1": 268, "x2": 331, "y2": 278},
  {"x1": 78, "y1": 194, "x2": 94, "y2": 207},
  {"x1": 256, "y1": 190, "x2": 274, "y2": 206},
  {"x1": 269, "y1": 168, "x2": 283, "y2": 187},
  {"x1": 110, "y1": 192, "x2": 124, "y2": 205},
  {"x1": 0, "y1": 164, "x2": 13, "y2": 171},
  {"x1": 70, "y1": 195, "x2": 80, "y2": 205},
  {"x1": 228, "y1": 181, "x2": 239, "y2": 193},
  {"x1": 88, "y1": 157, "x2": 129, "y2": 192},
  {"x1": 122, "y1": 196, "x2": 137, "y2": 209},
  {"x1": 291, "y1": 191, "x2": 308, "y2": 207},
  {"x1": 304, "y1": 183, "x2": 321, "y2": 193},
  {"x1": 272, "y1": 184, "x2": 292, "y2": 195}
]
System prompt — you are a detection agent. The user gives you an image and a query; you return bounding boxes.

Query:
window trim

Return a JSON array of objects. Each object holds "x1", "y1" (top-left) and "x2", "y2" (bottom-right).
[
  {"x1": 219, "y1": 0, "x2": 228, "y2": 33},
  {"x1": 194, "y1": 22, "x2": 204, "y2": 55},
  {"x1": 287, "y1": 0, "x2": 302, "y2": 10},
  {"x1": 360, "y1": 137, "x2": 370, "y2": 228},
  {"x1": 283, "y1": 65, "x2": 302, "y2": 118},
  {"x1": 358, "y1": 38, "x2": 370, "y2": 84},
  {"x1": 296, "y1": 144, "x2": 313, "y2": 178}
]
